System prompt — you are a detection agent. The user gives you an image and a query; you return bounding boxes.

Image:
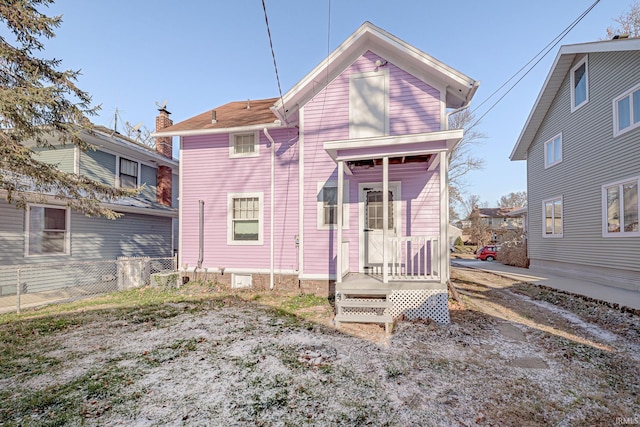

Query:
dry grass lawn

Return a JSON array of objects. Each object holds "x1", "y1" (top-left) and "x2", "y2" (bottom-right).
[{"x1": 0, "y1": 267, "x2": 638, "y2": 426}]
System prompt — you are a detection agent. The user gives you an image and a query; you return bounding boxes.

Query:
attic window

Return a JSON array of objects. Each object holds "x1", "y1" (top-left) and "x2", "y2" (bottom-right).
[
  {"x1": 570, "y1": 56, "x2": 588, "y2": 112},
  {"x1": 119, "y1": 157, "x2": 139, "y2": 188},
  {"x1": 229, "y1": 131, "x2": 259, "y2": 158}
]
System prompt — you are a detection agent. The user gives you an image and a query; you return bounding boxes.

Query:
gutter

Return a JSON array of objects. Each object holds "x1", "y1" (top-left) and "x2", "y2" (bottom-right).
[
  {"x1": 151, "y1": 122, "x2": 282, "y2": 138},
  {"x1": 263, "y1": 128, "x2": 276, "y2": 291}
]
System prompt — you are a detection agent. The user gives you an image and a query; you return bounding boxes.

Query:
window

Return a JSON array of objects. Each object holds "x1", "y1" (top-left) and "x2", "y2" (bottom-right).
[
  {"x1": 366, "y1": 190, "x2": 394, "y2": 230},
  {"x1": 544, "y1": 133, "x2": 562, "y2": 168},
  {"x1": 613, "y1": 83, "x2": 640, "y2": 136},
  {"x1": 571, "y1": 56, "x2": 588, "y2": 112},
  {"x1": 229, "y1": 132, "x2": 259, "y2": 158},
  {"x1": 228, "y1": 193, "x2": 263, "y2": 245},
  {"x1": 26, "y1": 205, "x2": 69, "y2": 256},
  {"x1": 603, "y1": 177, "x2": 639, "y2": 236},
  {"x1": 543, "y1": 197, "x2": 563, "y2": 237},
  {"x1": 317, "y1": 181, "x2": 349, "y2": 229},
  {"x1": 119, "y1": 157, "x2": 138, "y2": 188}
]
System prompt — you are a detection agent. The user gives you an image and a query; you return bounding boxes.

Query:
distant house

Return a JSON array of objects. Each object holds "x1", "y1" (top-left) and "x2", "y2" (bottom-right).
[
  {"x1": 154, "y1": 22, "x2": 479, "y2": 326},
  {"x1": 0, "y1": 110, "x2": 179, "y2": 269},
  {"x1": 459, "y1": 207, "x2": 524, "y2": 243},
  {"x1": 510, "y1": 37, "x2": 640, "y2": 293}
]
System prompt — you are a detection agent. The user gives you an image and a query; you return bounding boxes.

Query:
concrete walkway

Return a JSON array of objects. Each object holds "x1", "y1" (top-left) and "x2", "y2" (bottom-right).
[{"x1": 451, "y1": 259, "x2": 640, "y2": 311}]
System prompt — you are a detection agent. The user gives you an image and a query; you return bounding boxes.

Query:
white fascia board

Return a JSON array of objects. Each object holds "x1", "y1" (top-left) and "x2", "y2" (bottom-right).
[
  {"x1": 510, "y1": 38, "x2": 640, "y2": 161},
  {"x1": 107, "y1": 204, "x2": 178, "y2": 218},
  {"x1": 510, "y1": 51, "x2": 575, "y2": 161},
  {"x1": 151, "y1": 122, "x2": 283, "y2": 138},
  {"x1": 274, "y1": 22, "x2": 477, "y2": 116},
  {"x1": 323, "y1": 129, "x2": 462, "y2": 161}
]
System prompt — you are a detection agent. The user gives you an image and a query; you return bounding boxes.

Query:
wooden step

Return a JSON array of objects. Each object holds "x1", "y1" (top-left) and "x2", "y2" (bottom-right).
[
  {"x1": 338, "y1": 299, "x2": 390, "y2": 308},
  {"x1": 335, "y1": 314, "x2": 394, "y2": 333},
  {"x1": 339, "y1": 288, "x2": 392, "y2": 296},
  {"x1": 335, "y1": 314, "x2": 393, "y2": 324}
]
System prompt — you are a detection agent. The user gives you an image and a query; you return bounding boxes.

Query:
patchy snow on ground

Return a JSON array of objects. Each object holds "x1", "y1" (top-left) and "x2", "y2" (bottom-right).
[{"x1": 2, "y1": 276, "x2": 640, "y2": 426}]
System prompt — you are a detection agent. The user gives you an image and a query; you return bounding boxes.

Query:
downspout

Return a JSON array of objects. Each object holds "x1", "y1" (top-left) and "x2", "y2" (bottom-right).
[
  {"x1": 264, "y1": 128, "x2": 276, "y2": 290},
  {"x1": 197, "y1": 200, "x2": 204, "y2": 271}
]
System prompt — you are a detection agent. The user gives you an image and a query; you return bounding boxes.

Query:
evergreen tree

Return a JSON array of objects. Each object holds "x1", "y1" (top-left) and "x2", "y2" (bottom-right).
[{"x1": 0, "y1": 0, "x2": 135, "y2": 218}]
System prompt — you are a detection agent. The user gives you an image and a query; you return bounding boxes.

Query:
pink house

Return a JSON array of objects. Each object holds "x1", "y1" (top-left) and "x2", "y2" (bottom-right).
[{"x1": 154, "y1": 22, "x2": 478, "y2": 328}]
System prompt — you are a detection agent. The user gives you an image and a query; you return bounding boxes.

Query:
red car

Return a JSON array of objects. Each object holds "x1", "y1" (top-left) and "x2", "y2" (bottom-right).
[{"x1": 476, "y1": 245, "x2": 498, "y2": 261}]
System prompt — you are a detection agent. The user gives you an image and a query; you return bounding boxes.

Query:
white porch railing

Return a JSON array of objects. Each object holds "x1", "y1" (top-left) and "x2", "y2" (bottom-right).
[{"x1": 388, "y1": 236, "x2": 439, "y2": 281}]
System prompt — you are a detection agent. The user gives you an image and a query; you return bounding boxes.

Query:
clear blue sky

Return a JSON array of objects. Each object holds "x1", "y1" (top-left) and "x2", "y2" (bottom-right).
[{"x1": 41, "y1": 0, "x2": 630, "y2": 209}]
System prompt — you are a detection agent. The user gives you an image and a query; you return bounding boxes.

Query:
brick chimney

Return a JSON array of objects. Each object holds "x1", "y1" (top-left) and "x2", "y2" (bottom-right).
[{"x1": 155, "y1": 107, "x2": 173, "y2": 206}]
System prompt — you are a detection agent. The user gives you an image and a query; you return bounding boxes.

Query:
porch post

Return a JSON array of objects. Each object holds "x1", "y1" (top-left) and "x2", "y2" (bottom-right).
[
  {"x1": 439, "y1": 151, "x2": 449, "y2": 283},
  {"x1": 336, "y1": 160, "x2": 344, "y2": 284},
  {"x1": 382, "y1": 156, "x2": 389, "y2": 284}
]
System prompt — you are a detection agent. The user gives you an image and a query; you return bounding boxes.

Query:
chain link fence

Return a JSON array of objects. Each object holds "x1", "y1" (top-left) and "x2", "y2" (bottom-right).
[{"x1": 0, "y1": 256, "x2": 177, "y2": 314}]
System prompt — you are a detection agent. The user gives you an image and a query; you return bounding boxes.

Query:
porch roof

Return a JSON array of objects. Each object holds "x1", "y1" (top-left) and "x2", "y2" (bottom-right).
[{"x1": 323, "y1": 129, "x2": 463, "y2": 162}]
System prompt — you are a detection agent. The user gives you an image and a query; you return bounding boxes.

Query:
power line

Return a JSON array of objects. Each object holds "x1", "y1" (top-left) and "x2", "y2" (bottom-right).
[
  {"x1": 469, "y1": 0, "x2": 600, "y2": 128},
  {"x1": 261, "y1": 0, "x2": 286, "y2": 115}
]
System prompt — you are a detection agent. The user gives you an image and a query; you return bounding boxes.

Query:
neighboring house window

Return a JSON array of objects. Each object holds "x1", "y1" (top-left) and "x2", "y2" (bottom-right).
[
  {"x1": 570, "y1": 56, "x2": 588, "y2": 112},
  {"x1": 119, "y1": 157, "x2": 138, "y2": 188},
  {"x1": 317, "y1": 181, "x2": 349, "y2": 229},
  {"x1": 544, "y1": 133, "x2": 562, "y2": 168},
  {"x1": 228, "y1": 193, "x2": 263, "y2": 245},
  {"x1": 543, "y1": 197, "x2": 563, "y2": 237},
  {"x1": 229, "y1": 132, "x2": 259, "y2": 158},
  {"x1": 603, "y1": 177, "x2": 639, "y2": 236},
  {"x1": 613, "y1": 83, "x2": 640, "y2": 136},
  {"x1": 26, "y1": 205, "x2": 69, "y2": 256}
]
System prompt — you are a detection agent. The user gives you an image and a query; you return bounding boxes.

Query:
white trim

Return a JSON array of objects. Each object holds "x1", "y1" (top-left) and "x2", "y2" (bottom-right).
[
  {"x1": 316, "y1": 180, "x2": 350, "y2": 230},
  {"x1": 357, "y1": 181, "x2": 402, "y2": 273},
  {"x1": 152, "y1": 122, "x2": 282, "y2": 138},
  {"x1": 601, "y1": 176, "x2": 640, "y2": 238},
  {"x1": 178, "y1": 137, "x2": 184, "y2": 268},
  {"x1": 183, "y1": 267, "x2": 298, "y2": 275},
  {"x1": 25, "y1": 203, "x2": 71, "y2": 257},
  {"x1": 227, "y1": 192, "x2": 264, "y2": 246},
  {"x1": 298, "y1": 273, "x2": 337, "y2": 281},
  {"x1": 543, "y1": 133, "x2": 563, "y2": 169},
  {"x1": 73, "y1": 146, "x2": 80, "y2": 175},
  {"x1": 439, "y1": 151, "x2": 448, "y2": 283},
  {"x1": 298, "y1": 107, "x2": 305, "y2": 275},
  {"x1": 324, "y1": 129, "x2": 463, "y2": 161},
  {"x1": 570, "y1": 55, "x2": 588, "y2": 113},
  {"x1": 613, "y1": 82, "x2": 640, "y2": 137},
  {"x1": 349, "y1": 69, "x2": 390, "y2": 139},
  {"x1": 542, "y1": 196, "x2": 564, "y2": 238},
  {"x1": 229, "y1": 130, "x2": 260, "y2": 158}
]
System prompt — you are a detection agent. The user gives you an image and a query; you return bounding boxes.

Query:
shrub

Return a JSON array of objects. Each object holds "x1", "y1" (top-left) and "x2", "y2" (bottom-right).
[
  {"x1": 454, "y1": 236, "x2": 463, "y2": 246},
  {"x1": 497, "y1": 239, "x2": 529, "y2": 268}
]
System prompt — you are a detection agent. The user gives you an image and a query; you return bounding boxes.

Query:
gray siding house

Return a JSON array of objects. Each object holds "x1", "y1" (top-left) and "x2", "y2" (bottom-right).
[
  {"x1": 510, "y1": 38, "x2": 640, "y2": 293},
  {"x1": 0, "y1": 109, "x2": 179, "y2": 267}
]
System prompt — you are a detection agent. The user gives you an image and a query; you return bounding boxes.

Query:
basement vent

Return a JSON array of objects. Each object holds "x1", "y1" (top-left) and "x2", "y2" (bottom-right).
[{"x1": 231, "y1": 273, "x2": 252, "y2": 289}]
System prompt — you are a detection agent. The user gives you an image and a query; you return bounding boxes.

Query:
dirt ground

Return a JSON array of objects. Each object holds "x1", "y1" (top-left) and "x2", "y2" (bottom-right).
[{"x1": 1, "y1": 266, "x2": 639, "y2": 426}]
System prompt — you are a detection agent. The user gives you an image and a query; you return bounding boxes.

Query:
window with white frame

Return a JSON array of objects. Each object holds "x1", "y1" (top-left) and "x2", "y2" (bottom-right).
[
  {"x1": 613, "y1": 83, "x2": 640, "y2": 136},
  {"x1": 603, "y1": 177, "x2": 639, "y2": 236},
  {"x1": 27, "y1": 205, "x2": 69, "y2": 255},
  {"x1": 228, "y1": 193, "x2": 263, "y2": 244},
  {"x1": 570, "y1": 56, "x2": 588, "y2": 112},
  {"x1": 543, "y1": 197, "x2": 563, "y2": 237},
  {"x1": 317, "y1": 181, "x2": 349, "y2": 229},
  {"x1": 119, "y1": 157, "x2": 138, "y2": 188},
  {"x1": 544, "y1": 133, "x2": 562, "y2": 168},
  {"x1": 229, "y1": 132, "x2": 259, "y2": 158}
]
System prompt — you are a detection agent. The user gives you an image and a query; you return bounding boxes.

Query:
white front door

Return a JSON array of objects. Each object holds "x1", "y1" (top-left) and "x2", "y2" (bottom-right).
[{"x1": 361, "y1": 184, "x2": 399, "y2": 274}]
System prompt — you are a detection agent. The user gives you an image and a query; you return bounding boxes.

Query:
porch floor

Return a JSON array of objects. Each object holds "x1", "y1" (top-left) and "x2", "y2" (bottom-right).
[{"x1": 337, "y1": 272, "x2": 445, "y2": 291}]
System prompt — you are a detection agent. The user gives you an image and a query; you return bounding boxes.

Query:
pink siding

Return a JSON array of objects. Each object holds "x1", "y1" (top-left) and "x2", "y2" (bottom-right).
[
  {"x1": 180, "y1": 128, "x2": 299, "y2": 271},
  {"x1": 302, "y1": 51, "x2": 443, "y2": 276}
]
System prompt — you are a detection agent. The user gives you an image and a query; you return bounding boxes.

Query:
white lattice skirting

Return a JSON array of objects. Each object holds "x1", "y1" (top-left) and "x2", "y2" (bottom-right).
[{"x1": 388, "y1": 289, "x2": 450, "y2": 324}]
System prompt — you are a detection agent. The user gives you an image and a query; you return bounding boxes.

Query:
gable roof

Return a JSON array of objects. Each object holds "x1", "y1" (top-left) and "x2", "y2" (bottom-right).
[
  {"x1": 510, "y1": 37, "x2": 640, "y2": 161},
  {"x1": 273, "y1": 21, "x2": 478, "y2": 123},
  {"x1": 154, "y1": 98, "x2": 280, "y2": 137}
]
